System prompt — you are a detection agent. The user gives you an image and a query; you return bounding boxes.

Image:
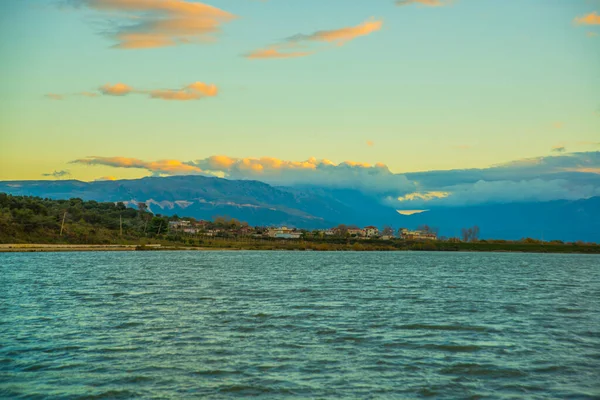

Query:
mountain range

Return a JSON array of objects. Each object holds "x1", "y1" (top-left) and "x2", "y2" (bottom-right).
[{"x1": 1, "y1": 176, "x2": 598, "y2": 243}]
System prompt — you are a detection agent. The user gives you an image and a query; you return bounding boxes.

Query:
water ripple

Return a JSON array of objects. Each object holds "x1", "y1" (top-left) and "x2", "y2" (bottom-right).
[{"x1": 1, "y1": 251, "x2": 599, "y2": 399}]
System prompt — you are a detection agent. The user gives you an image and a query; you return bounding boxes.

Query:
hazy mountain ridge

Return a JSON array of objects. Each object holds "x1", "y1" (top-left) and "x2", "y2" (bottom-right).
[{"x1": 0, "y1": 176, "x2": 350, "y2": 228}]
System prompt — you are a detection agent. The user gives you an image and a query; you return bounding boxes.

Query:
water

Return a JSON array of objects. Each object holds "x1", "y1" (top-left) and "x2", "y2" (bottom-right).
[{"x1": 1, "y1": 251, "x2": 599, "y2": 399}]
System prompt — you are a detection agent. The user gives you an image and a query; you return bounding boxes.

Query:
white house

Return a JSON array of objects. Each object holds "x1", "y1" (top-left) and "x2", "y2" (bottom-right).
[
  {"x1": 267, "y1": 227, "x2": 302, "y2": 239},
  {"x1": 364, "y1": 226, "x2": 379, "y2": 238}
]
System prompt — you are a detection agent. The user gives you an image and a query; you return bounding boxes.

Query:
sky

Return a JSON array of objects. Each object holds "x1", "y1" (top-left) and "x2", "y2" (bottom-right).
[{"x1": 0, "y1": 0, "x2": 599, "y2": 201}]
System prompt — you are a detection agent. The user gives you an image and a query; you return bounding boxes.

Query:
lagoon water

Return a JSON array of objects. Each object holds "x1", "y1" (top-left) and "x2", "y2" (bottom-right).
[{"x1": 1, "y1": 251, "x2": 599, "y2": 399}]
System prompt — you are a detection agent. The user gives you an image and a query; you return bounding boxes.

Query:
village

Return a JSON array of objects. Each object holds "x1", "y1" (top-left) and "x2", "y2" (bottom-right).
[{"x1": 167, "y1": 219, "x2": 439, "y2": 241}]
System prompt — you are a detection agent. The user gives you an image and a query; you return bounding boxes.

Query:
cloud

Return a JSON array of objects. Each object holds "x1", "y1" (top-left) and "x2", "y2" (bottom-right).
[
  {"x1": 71, "y1": 156, "x2": 203, "y2": 175},
  {"x1": 571, "y1": 168, "x2": 600, "y2": 174},
  {"x1": 393, "y1": 178, "x2": 600, "y2": 207},
  {"x1": 396, "y1": 0, "x2": 452, "y2": 7},
  {"x1": 493, "y1": 152, "x2": 600, "y2": 175},
  {"x1": 397, "y1": 151, "x2": 600, "y2": 206},
  {"x1": 245, "y1": 47, "x2": 313, "y2": 60},
  {"x1": 42, "y1": 170, "x2": 71, "y2": 178},
  {"x1": 245, "y1": 18, "x2": 382, "y2": 60},
  {"x1": 290, "y1": 18, "x2": 383, "y2": 46},
  {"x1": 149, "y1": 82, "x2": 218, "y2": 100},
  {"x1": 397, "y1": 191, "x2": 450, "y2": 202},
  {"x1": 406, "y1": 152, "x2": 600, "y2": 188},
  {"x1": 71, "y1": 152, "x2": 600, "y2": 207},
  {"x1": 397, "y1": 210, "x2": 429, "y2": 216},
  {"x1": 100, "y1": 82, "x2": 133, "y2": 96},
  {"x1": 76, "y1": 0, "x2": 236, "y2": 49},
  {"x1": 95, "y1": 176, "x2": 118, "y2": 181},
  {"x1": 72, "y1": 154, "x2": 416, "y2": 195},
  {"x1": 50, "y1": 81, "x2": 217, "y2": 101},
  {"x1": 574, "y1": 12, "x2": 600, "y2": 25},
  {"x1": 552, "y1": 146, "x2": 566, "y2": 153},
  {"x1": 198, "y1": 152, "x2": 598, "y2": 204}
]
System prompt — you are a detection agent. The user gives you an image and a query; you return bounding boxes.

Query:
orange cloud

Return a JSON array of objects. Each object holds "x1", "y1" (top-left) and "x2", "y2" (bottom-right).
[
  {"x1": 72, "y1": 155, "x2": 411, "y2": 194},
  {"x1": 205, "y1": 155, "x2": 237, "y2": 170},
  {"x1": 570, "y1": 168, "x2": 600, "y2": 174},
  {"x1": 246, "y1": 47, "x2": 312, "y2": 59},
  {"x1": 299, "y1": 18, "x2": 383, "y2": 46},
  {"x1": 366, "y1": 140, "x2": 375, "y2": 147},
  {"x1": 398, "y1": 191, "x2": 450, "y2": 202},
  {"x1": 201, "y1": 156, "x2": 323, "y2": 173},
  {"x1": 80, "y1": 0, "x2": 236, "y2": 49},
  {"x1": 396, "y1": 0, "x2": 451, "y2": 6},
  {"x1": 575, "y1": 12, "x2": 600, "y2": 25},
  {"x1": 149, "y1": 82, "x2": 218, "y2": 101},
  {"x1": 245, "y1": 18, "x2": 382, "y2": 60},
  {"x1": 72, "y1": 156, "x2": 202, "y2": 175},
  {"x1": 100, "y1": 83, "x2": 133, "y2": 96},
  {"x1": 75, "y1": 155, "x2": 392, "y2": 177},
  {"x1": 50, "y1": 81, "x2": 217, "y2": 102}
]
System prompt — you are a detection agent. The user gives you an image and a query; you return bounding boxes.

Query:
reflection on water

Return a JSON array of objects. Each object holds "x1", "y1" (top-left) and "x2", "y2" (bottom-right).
[{"x1": 1, "y1": 251, "x2": 599, "y2": 398}]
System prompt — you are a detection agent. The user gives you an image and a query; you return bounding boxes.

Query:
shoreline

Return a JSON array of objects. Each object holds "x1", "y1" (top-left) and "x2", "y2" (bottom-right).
[{"x1": 1, "y1": 243, "x2": 598, "y2": 254}]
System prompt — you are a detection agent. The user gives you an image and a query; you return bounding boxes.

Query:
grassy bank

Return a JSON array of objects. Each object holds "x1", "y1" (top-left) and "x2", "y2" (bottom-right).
[
  {"x1": 166, "y1": 237, "x2": 600, "y2": 254},
  {"x1": 3, "y1": 238, "x2": 598, "y2": 254}
]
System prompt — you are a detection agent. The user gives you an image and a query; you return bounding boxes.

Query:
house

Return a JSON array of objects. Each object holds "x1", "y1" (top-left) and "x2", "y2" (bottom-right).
[
  {"x1": 364, "y1": 226, "x2": 379, "y2": 238},
  {"x1": 347, "y1": 228, "x2": 365, "y2": 237},
  {"x1": 314, "y1": 229, "x2": 335, "y2": 237},
  {"x1": 169, "y1": 220, "x2": 191, "y2": 230},
  {"x1": 400, "y1": 228, "x2": 437, "y2": 241},
  {"x1": 267, "y1": 227, "x2": 302, "y2": 239},
  {"x1": 201, "y1": 228, "x2": 224, "y2": 237}
]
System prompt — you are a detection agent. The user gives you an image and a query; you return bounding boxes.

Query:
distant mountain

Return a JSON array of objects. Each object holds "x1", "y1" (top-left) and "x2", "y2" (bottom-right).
[
  {"x1": 1, "y1": 176, "x2": 599, "y2": 242},
  {"x1": 396, "y1": 197, "x2": 600, "y2": 243},
  {"x1": 0, "y1": 176, "x2": 386, "y2": 229}
]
